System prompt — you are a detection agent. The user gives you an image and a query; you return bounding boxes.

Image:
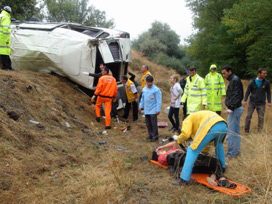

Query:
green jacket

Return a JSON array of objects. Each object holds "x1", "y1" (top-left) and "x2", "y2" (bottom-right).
[
  {"x1": 0, "y1": 10, "x2": 11, "y2": 55},
  {"x1": 181, "y1": 74, "x2": 207, "y2": 114},
  {"x1": 204, "y1": 72, "x2": 226, "y2": 112}
]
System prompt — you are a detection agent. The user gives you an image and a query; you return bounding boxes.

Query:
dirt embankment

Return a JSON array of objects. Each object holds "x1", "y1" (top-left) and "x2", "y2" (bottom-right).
[{"x1": 0, "y1": 51, "x2": 272, "y2": 203}]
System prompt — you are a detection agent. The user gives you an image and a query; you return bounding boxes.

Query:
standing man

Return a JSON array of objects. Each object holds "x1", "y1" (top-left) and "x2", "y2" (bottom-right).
[
  {"x1": 243, "y1": 68, "x2": 271, "y2": 133},
  {"x1": 121, "y1": 75, "x2": 139, "y2": 121},
  {"x1": 139, "y1": 75, "x2": 162, "y2": 142},
  {"x1": 140, "y1": 65, "x2": 152, "y2": 89},
  {"x1": 92, "y1": 67, "x2": 117, "y2": 129},
  {"x1": 0, "y1": 6, "x2": 12, "y2": 70},
  {"x1": 221, "y1": 65, "x2": 243, "y2": 158},
  {"x1": 205, "y1": 64, "x2": 226, "y2": 115},
  {"x1": 180, "y1": 67, "x2": 207, "y2": 116}
]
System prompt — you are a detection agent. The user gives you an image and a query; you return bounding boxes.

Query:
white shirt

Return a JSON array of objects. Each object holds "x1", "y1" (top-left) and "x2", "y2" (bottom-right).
[{"x1": 170, "y1": 82, "x2": 183, "y2": 108}]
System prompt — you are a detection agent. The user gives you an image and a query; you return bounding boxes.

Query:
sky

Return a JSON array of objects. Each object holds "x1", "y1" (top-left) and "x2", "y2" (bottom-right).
[{"x1": 89, "y1": 0, "x2": 194, "y2": 44}]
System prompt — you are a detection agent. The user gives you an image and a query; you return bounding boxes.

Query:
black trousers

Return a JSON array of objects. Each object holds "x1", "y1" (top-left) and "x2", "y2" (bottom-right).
[
  {"x1": 145, "y1": 114, "x2": 158, "y2": 139},
  {"x1": 0, "y1": 55, "x2": 12, "y2": 70},
  {"x1": 123, "y1": 101, "x2": 138, "y2": 121},
  {"x1": 168, "y1": 107, "x2": 180, "y2": 130}
]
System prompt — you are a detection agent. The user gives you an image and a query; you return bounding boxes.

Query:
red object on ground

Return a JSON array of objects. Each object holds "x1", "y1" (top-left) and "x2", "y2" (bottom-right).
[{"x1": 158, "y1": 121, "x2": 168, "y2": 128}]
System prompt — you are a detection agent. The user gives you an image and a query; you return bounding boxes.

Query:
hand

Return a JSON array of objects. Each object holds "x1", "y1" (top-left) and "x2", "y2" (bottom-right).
[
  {"x1": 112, "y1": 97, "x2": 117, "y2": 102},
  {"x1": 91, "y1": 96, "x2": 96, "y2": 103},
  {"x1": 156, "y1": 112, "x2": 160, "y2": 115},
  {"x1": 242, "y1": 101, "x2": 247, "y2": 107},
  {"x1": 82, "y1": 71, "x2": 89, "y2": 75},
  {"x1": 225, "y1": 109, "x2": 233, "y2": 114},
  {"x1": 172, "y1": 135, "x2": 178, "y2": 141},
  {"x1": 268, "y1": 103, "x2": 271, "y2": 107},
  {"x1": 156, "y1": 146, "x2": 162, "y2": 152}
]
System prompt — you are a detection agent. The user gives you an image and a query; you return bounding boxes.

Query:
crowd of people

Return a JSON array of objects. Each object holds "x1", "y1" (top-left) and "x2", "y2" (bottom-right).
[{"x1": 89, "y1": 61, "x2": 271, "y2": 185}]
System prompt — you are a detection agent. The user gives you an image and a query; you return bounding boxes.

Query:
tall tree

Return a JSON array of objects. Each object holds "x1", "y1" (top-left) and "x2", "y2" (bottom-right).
[
  {"x1": 186, "y1": 0, "x2": 239, "y2": 75},
  {"x1": 133, "y1": 21, "x2": 188, "y2": 72},
  {"x1": 44, "y1": 0, "x2": 114, "y2": 28},
  {"x1": 0, "y1": 0, "x2": 40, "y2": 20},
  {"x1": 223, "y1": 0, "x2": 272, "y2": 76}
]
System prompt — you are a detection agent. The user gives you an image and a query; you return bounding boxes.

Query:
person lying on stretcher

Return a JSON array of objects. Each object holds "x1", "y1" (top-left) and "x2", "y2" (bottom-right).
[{"x1": 152, "y1": 141, "x2": 237, "y2": 188}]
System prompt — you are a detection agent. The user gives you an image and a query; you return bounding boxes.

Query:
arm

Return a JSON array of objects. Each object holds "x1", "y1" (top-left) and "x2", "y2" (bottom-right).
[
  {"x1": 113, "y1": 80, "x2": 118, "y2": 98},
  {"x1": 177, "y1": 119, "x2": 192, "y2": 144},
  {"x1": 128, "y1": 72, "x2": 136, "y2": 81},
  {"x1": 172, "y1": 84, "x2": 181, "y2": 100},
  {"x1": 266, "y1": 81, "x2": 271, "y2": 103},
  {"x1": 244, "y1": 81, "x2": 252, "y2": 101},
  {"x1": 156, "y1": 141, "x2": 176, "y2": 152},
  {"x1": 130, "y1": 83, "x2": 138, "y2": 100},
  {"x1": 219, "y1": 74, "x2": 226, "y2": 96},
  {"x1": 89, "y1": 72, "x2": 102, "y2": 78},
  {"x1": 139, "y1": 90, "x2": 144, "y2": 109},
  {"x1": 200, "y1": 79, "x2": 207, "y2": 106},
  {"x1": 94, "y1": 78, "x2": 103, "y2": 96},
  {"x1": 228, "y1": 79, "x2": 244, "y2": 110},
  {"x1": 180, "y1": 83, "x2": 188, "y2": 103},
  {"x1": 156, "y1": 89, "x2": 162, "y2": 114}
]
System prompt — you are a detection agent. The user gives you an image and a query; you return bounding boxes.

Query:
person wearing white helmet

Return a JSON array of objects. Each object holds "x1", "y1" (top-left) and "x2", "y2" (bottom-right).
[{"x1": 0, "y1": 5, "x2": 12, "y2": 70}]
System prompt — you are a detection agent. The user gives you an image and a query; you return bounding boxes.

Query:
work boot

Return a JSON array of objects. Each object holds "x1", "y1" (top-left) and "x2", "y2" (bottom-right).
[
  {"x1": 150, "y1": 137, "x2": 158, "y2": 142},
  {"x1": 105, "y1": 126, "x2": 111, "y2": 129},
  {"x1": 96, "y1": 117, "x2": 101, "y2": 123}
]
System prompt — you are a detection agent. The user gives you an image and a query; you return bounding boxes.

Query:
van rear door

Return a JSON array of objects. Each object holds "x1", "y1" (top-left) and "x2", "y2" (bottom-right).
[{"x1": 98, "y1": 40, "x2": 114, "y2": 63}]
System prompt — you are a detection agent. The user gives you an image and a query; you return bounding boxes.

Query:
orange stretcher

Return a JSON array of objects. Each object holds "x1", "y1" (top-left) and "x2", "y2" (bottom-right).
[
  {"x1": 150, "y1": 160, "x2": 252, "y2": 197},
  {"x1": 191, "y1": 173, "x2": 252, "y2": 197}
]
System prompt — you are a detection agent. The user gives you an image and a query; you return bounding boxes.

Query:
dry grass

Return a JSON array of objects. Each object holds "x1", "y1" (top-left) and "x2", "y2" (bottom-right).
[{"x1": 0, "y1": 51, "x2": 271, "y2": 203}]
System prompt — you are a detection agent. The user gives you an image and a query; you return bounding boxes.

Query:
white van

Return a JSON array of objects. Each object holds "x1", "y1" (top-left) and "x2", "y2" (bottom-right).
[{"x1": 11, "y1": 22, "x2": 131, "y2": 90}]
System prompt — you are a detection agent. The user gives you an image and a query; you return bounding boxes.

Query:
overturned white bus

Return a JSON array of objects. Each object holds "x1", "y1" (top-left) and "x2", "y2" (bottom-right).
[{"x1": 11, "y1": 22, "x2": 131, "y2": 89}]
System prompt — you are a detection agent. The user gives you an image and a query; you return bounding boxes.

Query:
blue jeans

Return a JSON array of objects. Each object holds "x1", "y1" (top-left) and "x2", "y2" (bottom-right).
[
  {"x1": 226, "y1": 106, "x2": 243, "y2": 157},
  {"x1": 180, "y1": 122, "x2": 227, "y2": 182}
]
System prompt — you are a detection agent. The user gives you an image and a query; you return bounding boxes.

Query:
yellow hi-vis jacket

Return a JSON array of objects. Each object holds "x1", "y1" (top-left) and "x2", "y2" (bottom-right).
[
  {"x1": 204, "y1": 72, "x2": 226, "y2": 112},
  {"x1": 177, "y1": 110, "x2": 226, "y2": 150},
  {"x1": 125, "y1": 79, "x2": 138, "y2": 103},
  {"x1": 0, "y1": 10, "x2": 11, "y2": 55},
  {"x1": 181, "y1": 74, "x2": 207, "y2": 114},
  {"x1": 140, "y1": 70, "x2": 152, "y2": 89}
]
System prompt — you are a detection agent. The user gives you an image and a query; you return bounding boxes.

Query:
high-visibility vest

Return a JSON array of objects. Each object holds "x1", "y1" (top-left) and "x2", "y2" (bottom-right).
[
  {"x1": 177, "y1": 110, "x2": 226, "y2": 150},
  {"x1": 181, "y1": 74, "x2": 207, "y2": 114},
  {"x1": 0, "y1": 10, "x2": 11, "y2": 55},
  {"x1": 140, "y1": 70, "x2": 152, "y2": 88},
  {"x1": 204, "y1": 72, "x2": 226, "y2": 112},
  {"x1": 125, "y1": 79, "x2": 137, "y2": 103}
]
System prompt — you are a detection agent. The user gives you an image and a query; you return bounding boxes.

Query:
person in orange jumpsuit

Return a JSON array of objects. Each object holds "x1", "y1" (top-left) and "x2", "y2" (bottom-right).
[{"x1": 91, "y1": 67, "x2": 118, "y2": 129}]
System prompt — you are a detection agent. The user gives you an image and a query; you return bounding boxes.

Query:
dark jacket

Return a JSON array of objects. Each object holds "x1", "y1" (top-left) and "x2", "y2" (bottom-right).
[
  {"x1": 225, "y1": 74, "x2": 244, "y2": 110},
  {"x1": 244, "y1": 79, "x2": 271, "y2": 105}
]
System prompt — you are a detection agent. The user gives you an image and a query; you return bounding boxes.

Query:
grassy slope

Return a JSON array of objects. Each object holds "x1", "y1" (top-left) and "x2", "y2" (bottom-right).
[{"x1": 0, "y1": 51, "x2": 271, "y2": 203}]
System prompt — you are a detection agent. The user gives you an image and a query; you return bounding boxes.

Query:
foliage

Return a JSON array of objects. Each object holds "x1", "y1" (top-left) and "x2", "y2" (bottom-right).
[
  {"x1": 0, "y1": 0, "x2": 41, "y2": 20},
  {"x1": 133, "y1": 21, "x2": 188, "y2": 74},
  {"x1": 186, "y1": 0, "x2": 272, "y2": 79},
  {"x1": 44, "y1": 0, "x2": 114, "y2": 28},
  {"x1": 223, "y1": 0, "x2": 272, "y2": 77}
]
